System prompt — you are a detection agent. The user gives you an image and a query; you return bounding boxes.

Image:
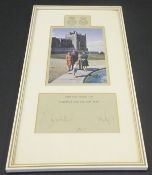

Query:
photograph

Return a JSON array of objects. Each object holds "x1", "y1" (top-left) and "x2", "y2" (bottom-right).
[{"x1": 47, "y1": 27, "x2": 108, "y2": 84}]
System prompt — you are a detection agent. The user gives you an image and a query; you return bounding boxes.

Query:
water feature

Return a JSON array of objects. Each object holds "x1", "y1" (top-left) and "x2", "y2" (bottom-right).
[{"x1": 83, "y1": 68, "x2": 107, "y2": 83}]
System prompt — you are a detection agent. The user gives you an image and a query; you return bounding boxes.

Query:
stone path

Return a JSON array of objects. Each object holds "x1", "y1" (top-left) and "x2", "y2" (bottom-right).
[{"x1": 52, "y1": 65, "x2": 105, "y2": 83}]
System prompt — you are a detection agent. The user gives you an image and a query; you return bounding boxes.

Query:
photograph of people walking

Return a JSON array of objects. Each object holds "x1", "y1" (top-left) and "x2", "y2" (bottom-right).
[{"x1": 47, "y1": 27, "x2": 108, "y2": 84}]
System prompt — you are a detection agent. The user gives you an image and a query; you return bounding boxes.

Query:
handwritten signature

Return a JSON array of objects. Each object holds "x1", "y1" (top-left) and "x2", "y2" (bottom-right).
[
  {"x1": 97, "y1": 111, "x2": 114, "y2": 125},
  {"x1": 49, "y1": 114, "x2": 72, "y2": 123}
]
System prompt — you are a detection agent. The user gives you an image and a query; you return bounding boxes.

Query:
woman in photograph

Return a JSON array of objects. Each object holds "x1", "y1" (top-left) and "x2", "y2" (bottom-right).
[
  {"x1": 79, "y1": 51, "x2": 89, "y2": 70},
  {"x1": 71, "y1": 50, "x2": 78, "y2": 65},
  {"x1": 65, "y1": 52, "x2": 73, "y2": 71},
  {"x1": 82, "y1": 51, "x2": 89, "y2": 71}
]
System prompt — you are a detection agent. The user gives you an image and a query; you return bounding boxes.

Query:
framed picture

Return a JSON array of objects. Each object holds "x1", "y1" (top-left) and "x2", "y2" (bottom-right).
[{"x1": 6, "y1": 5, "x2": 148, "y2": 172}]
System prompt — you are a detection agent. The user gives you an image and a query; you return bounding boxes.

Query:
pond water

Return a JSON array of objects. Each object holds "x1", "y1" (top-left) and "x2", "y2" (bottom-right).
[{"x1": 83, "y1": 68, "x2": 107, "y2": 83}]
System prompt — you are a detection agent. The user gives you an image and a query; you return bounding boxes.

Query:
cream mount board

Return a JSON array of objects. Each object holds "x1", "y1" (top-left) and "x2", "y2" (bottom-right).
[{"x1": 6, "y1": 5, "x2": 148, "y2": 172}]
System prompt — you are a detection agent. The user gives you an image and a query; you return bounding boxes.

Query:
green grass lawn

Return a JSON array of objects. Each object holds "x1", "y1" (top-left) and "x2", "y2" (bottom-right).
[
  {"x1": 51, "y1": 54, "x2": 65, "y2": 59},
  {"x1": 88, "y1": 53, "x2": 105, "y2": 60},
  {"x1": 51, "y1": 53, "x2": 105, "y2": 60}
]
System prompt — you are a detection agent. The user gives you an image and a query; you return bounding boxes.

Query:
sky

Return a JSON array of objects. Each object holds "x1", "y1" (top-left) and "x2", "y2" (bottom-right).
[{"x1": 51, "y1": 28, "x2": 105, "y2": 52}]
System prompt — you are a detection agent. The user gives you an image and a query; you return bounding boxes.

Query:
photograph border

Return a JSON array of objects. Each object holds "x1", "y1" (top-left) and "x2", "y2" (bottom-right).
[{"x1": 45, "y1": 26, "x2": 110, "y2": 86}]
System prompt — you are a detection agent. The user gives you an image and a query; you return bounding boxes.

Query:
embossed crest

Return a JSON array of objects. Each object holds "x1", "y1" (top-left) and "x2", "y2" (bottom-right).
[{"x1": 65, "y1": 15, "x2": 91, "y2": 26}]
